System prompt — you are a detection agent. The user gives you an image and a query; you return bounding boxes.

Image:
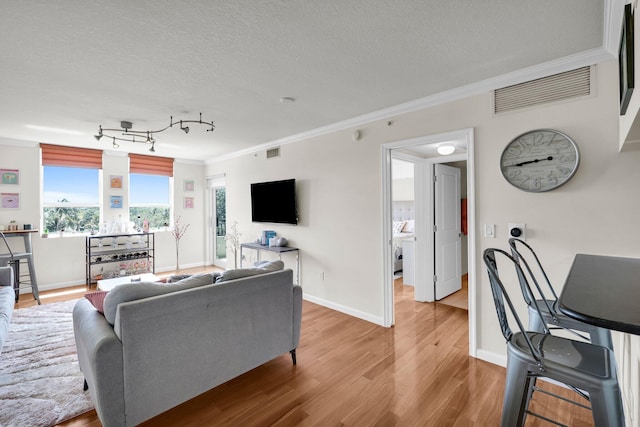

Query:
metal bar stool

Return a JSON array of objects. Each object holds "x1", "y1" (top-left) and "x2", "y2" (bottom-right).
[
  {"x1": 484, "y1": 248, "x2": 624, "y2": 427},
  {"x1": 509, "y1": 238, "x2": 613, "y2": 350},
  {"x1": 0, "y1": 231, "x2": 40, "y2": 304}
]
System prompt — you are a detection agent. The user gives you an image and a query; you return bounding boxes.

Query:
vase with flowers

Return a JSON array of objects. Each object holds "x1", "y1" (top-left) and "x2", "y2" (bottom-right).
[{"x1": 171, "y1": 216, "x2": 190, "y2": 271}]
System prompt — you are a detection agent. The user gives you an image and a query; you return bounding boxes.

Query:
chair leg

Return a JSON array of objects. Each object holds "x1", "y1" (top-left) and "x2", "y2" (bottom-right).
[
  {"x1": 589, "y1": 327, "x2": 613, "y2": 351},
  {"x1": 589, "y1": 382, "x2": 625, "y2": 427},
  {"x1": 25, "y1": 256, "x2": 40, "y2": 304},
  {"x1": 502, "y1": 354, "x2": 531, "y2": 427}
]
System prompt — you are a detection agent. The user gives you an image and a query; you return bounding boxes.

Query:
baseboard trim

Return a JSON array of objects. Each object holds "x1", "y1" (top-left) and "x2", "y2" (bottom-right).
[
  {"x1": 476, "y1": 349, "x2": 507, "y2": 368},
  {"x1": 303, "y1": 293, "x2": 385, "y2": 327}
]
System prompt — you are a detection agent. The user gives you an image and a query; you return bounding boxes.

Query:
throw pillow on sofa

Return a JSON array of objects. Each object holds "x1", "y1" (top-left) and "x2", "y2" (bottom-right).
[
  {"x1": 103, "y1": 272, "x2": 219, "y2": 325},
  {"x1": 85, "y1": 291, "x2": 109, "y2": 313},
  {"x1": 215, "y1": 260, "x2": 284, "y2": 283}
]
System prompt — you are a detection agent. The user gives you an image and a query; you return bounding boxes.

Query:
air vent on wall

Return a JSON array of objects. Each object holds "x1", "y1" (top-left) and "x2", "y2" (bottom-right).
[
  {"x1": 494, "y1": 66, "x2": 591, "y2": 114},
  {"x1": 266, "y1": 147, "x2": 280, "y2": 159}
]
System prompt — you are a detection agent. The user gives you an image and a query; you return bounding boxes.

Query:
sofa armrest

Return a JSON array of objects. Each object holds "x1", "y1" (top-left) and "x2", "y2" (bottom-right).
[
  {"x1": 73, "y1": 299, "x2": 126, "y2": 427},
  {"x1": 293, "y1": 285, "x2": 302, "y2": 349},
  {"x1": 0, "y1": 266, "x2": 13, "y2": 287}
]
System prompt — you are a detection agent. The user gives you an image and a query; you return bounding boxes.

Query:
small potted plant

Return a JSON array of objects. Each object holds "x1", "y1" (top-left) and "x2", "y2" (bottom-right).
[{"x1": 42, "y1": 228, "x2": 49, "y2": 238}]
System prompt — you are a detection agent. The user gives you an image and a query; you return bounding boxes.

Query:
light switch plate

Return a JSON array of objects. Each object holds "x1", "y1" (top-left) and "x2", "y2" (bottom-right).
[{"x1": 484, "y1": 224, "x2": 495, "y2": 238}]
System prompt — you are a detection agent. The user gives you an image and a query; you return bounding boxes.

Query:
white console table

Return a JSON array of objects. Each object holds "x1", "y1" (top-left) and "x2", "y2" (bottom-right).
[{"x1": 240, "y1": 242, "x2": 300, "y2": 285}]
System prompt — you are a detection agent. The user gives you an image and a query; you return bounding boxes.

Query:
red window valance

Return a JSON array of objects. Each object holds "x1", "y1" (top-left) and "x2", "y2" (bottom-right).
[
  {"x1": 41, "y1": 144, "x2": 103, "y2": 168},
  {"x1": 129, "y1": 153, "x2": 174, "y2": 177}
]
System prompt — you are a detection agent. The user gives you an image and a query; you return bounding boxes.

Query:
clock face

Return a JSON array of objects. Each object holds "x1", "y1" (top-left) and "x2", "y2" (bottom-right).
[{"x1": 500, "y1": 129, "x2": 579, "y2": 192}]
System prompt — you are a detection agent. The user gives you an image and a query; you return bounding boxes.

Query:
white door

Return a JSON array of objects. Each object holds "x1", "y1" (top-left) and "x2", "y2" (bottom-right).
[{"x1": 434, "y1": 164, "x2": 461, "y2": 300}]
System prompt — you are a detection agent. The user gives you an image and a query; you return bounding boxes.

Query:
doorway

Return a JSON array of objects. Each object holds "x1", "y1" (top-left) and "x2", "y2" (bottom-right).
[
  {"x1": 381, "y1": 128, "x2": 477, "y2": 357},
  {"x1": 206, "y1": 174, "x2": 227, "y2": 269}
]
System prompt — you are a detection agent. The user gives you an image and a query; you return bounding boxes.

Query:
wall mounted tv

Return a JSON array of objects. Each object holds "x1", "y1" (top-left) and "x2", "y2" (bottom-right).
[{"x1": 251, "y1": 179, "x2": 298, "y2": 225}]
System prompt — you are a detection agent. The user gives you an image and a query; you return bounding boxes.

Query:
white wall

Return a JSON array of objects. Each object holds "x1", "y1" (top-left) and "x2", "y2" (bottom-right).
[
  {"x1": 207, "y1": 60, "x2": 640, "y2": 423},
  {"x1": 0, "y1": 143, "x2": 207, "y2": 289},
  {"x1": 1, "y1": 57, "x2": 638, "y2": 424}
]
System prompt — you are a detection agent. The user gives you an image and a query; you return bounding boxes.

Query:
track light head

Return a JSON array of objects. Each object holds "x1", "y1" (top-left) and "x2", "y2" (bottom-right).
[
  {"x1": 94, "y1": 134, "x2": 102, "y2": 141},
  {"x1": 149, "y1": 141, "x2": 155, "y2": 153},
  {"x1": 112, "y1": 137, "x2": 119, "y2": 149},
  {"x1": 181, "y1": 126, "x2": 189, "y2": 134}
]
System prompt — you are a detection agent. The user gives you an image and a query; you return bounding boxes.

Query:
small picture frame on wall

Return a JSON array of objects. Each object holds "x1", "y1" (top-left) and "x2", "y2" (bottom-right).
[
  {"x1": 0, "y1": 169, "x2": 19, "y2": 185},
  {"x1": 184, "y1": 179, "x2": 194, "y2": 192},
  {"x1": 110, "y1": 175, "x2": 123, "y2": 189},
  {"x1": 620, "y1": 3, "x2": 635, "y2": 115},
  {"x1": 184, "y1": 197, "x2": 194, "y2": 209},
  {"x1": 1, "y1": 192, "x2": 19, "y2": 209},
  {"x1": 110, "y1": 195, "x2": 123, "y2": 209}
]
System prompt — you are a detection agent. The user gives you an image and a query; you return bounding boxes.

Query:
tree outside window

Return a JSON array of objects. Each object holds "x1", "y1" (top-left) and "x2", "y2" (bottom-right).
[
  {"x1": 129, "y1": 173, "x2": 170, "y2": 229},
  {"x1": 43, "y1": 166, "x2": 100, "y2": 233}
]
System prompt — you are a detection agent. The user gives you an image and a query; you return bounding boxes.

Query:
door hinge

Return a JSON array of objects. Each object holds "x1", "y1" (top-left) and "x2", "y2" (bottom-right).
[
  {"x1": 433, "y1": 275, "x2": 438, "y2": 282},
  {"x1": 433, "y1": 224, "x2": 438, "y2": 232},
  {"x1": 433, "y1": 175, "x2": 437, "y2": 182}
]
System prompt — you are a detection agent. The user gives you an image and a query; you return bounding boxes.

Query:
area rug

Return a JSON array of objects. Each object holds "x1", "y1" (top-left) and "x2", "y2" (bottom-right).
[{"x1": 0, "y1": 299, "x2": 94, "y2": 427}]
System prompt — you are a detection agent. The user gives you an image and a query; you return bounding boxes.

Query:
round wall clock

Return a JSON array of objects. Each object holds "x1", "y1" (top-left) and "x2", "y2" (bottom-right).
[{"x1": 500, "y1": 129, "x2": 580, "y2": 192}]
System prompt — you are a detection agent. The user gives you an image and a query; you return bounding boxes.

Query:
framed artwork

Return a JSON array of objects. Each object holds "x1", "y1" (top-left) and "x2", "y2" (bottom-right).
[
  {"x1": 184, "y1": 179, "x2": 194, "y2": 192},
  {"x1": 110, "y1": 175, "x2": 123, "y2": 189},
  {"x1": 0, "y1": 169, "x2": 19, "y2": 185},
  {"x1": 110, "y1": 195, "x2": 123, "y2": 209},
  {"x1": 620, "y1": 3, "x2": 635, "y2": 115},
  {"x1": 1, "y1": 192, "x2": 19, "y2": 209},
  {"x1": 184, "y1": 197, "x2": 194, "y2": 209}
]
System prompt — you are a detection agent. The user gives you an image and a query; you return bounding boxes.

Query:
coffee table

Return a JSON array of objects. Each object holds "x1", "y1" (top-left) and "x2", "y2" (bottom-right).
[{"x1": 97, "y1": 273, "x2": 160, "y2": 292}]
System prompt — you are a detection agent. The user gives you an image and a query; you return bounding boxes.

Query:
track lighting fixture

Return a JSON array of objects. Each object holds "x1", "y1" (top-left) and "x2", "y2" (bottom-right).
[{"x1": 95, "y1": 113, "x2": 214, "y2": 151}]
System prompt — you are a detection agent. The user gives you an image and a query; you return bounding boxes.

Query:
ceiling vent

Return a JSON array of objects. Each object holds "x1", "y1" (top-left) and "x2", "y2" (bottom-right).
[
  {"x1": 493, "y1": 66, "x2": 591, "y2": 114},
  {"x1": 266, "y1": 147, "x2": 280, "y2": 159}
]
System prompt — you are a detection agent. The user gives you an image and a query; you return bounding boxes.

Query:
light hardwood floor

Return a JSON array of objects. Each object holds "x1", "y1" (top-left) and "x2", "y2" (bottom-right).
[
  {"x1": 15, "y1": 272, "x2": 594, "y2": 426},
  {"x1": 437, "y1": 274, "x2": 468, "y2": 310}
]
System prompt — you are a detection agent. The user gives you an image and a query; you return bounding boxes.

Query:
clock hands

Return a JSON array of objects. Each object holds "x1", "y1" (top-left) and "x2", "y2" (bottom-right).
[{"x1": 515, "y1": 156, "x2": 553, "y2": 167}]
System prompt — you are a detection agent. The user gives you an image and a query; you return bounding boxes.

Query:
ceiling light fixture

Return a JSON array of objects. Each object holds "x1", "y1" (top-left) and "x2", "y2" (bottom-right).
[
  {"x1": 437, "y1": 145, "x2": 455, "y2": 155},
  {"x1": 94, "y1": 113, "x2": 215, "y2": 151}
]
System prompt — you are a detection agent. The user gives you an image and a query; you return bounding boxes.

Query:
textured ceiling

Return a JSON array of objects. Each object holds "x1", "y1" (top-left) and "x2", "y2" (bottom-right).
[{"x1": 0, "y1": 1, "x2": 614, "y2": 161}]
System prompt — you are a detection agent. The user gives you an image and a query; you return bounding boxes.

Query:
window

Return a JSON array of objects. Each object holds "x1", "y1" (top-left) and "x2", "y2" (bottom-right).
[
  {"x1": 42, "y1": 144, "x2": 102, "y2": 234},
  {"x1": 129, "y1": 153, "x2": 173, "y2": 229},
  {"x1": 129, "y1": 173, "x2": 170, "y2": 229}
]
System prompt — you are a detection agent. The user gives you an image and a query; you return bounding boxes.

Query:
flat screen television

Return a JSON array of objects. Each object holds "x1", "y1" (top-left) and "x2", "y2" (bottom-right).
[{"x1": 251, "y1": 179, "x2": 298, "y2": 225}]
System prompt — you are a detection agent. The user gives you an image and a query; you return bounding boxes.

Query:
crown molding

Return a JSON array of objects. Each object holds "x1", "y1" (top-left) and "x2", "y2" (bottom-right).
[
  {"x1": 207, "y1": 45, "x2": 615, "y2": 165},
  {"x1": 0, "y1": 137, "x2": 39, "y2": 147}
]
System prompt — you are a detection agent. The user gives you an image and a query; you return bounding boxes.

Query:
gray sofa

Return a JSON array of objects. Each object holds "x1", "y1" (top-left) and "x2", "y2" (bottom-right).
[
  {"x1": 0, "y1": 266, "x2": 15, "y2": 355},
  {"x1": 73, "y1": 267, "x2": 302, "y2": 427}
]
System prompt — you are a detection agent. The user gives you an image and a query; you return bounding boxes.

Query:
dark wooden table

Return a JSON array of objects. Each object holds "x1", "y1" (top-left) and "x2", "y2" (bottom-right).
[{"x1": 558, "y1": 253, "x2": 640, "y2": 335}]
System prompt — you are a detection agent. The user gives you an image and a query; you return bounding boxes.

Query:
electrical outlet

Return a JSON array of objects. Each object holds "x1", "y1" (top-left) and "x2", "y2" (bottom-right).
[{"x1": 508, "y1": 223, "x2": 526, "y2": 240}]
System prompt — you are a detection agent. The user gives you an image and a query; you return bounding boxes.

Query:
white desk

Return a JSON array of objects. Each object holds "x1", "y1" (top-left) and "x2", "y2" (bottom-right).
[{"x1": 240, "y1": 242, "x2": 300, "y2": 285}]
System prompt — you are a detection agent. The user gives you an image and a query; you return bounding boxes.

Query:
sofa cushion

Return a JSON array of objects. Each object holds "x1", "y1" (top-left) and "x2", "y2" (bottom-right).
[
  {"x1": 216, "y1": 260, "x2": 284, "y2": 283},
  {"x1": 85, "y1": 290, "x2": 109, "y2": 313},
  {"x1": 103, "y1": 273, "x2": 217, "y2": 325}
]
